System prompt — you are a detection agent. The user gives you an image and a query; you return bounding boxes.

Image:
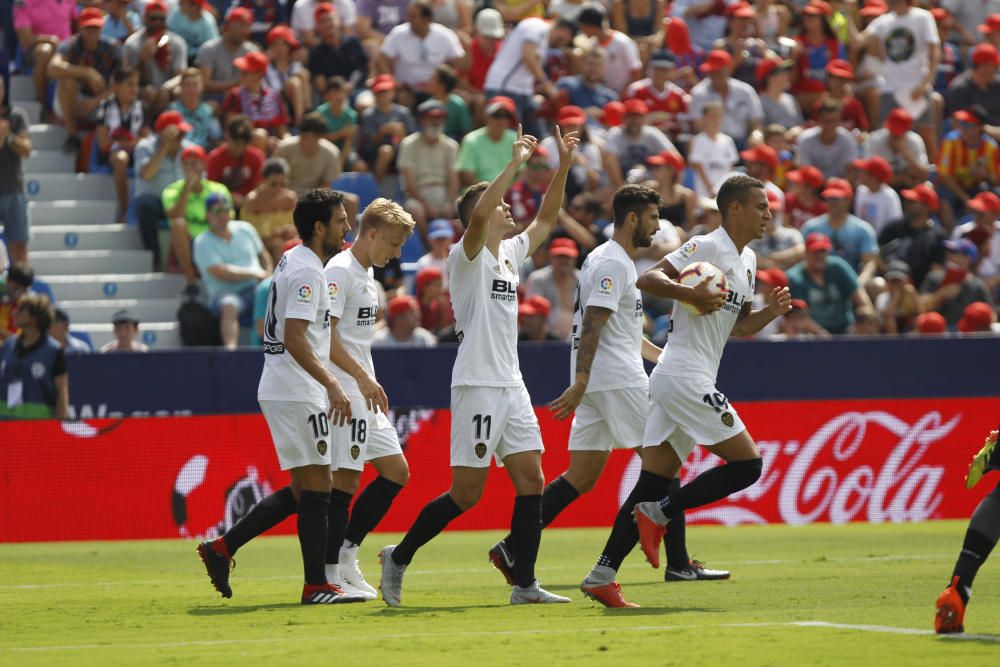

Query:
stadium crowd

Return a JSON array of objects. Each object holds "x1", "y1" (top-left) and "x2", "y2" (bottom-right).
[{"x1": 1, "y1": 0, "x2": 1000, "y2": 354}]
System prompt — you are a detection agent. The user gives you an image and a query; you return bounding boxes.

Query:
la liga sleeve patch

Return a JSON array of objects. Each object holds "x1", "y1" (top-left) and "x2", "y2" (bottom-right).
[
  {"x1": 597, "y1": 275, "x2": 614, "y2": 296},
  {"x1": 328, "y1": 281, "x2": 339, "y2": 303},
  {"x1": 296, "y1": 284, "x2": 313, "y2": 304},
  {"x1": 677, "y1": 241, "x2": 698, "y2": 261}
]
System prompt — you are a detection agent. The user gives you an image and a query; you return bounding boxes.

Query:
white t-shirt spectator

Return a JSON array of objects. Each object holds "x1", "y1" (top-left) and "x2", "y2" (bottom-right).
[
  {"x1": 484, "y1": 17, "x2": 550, "y2": 96},
  {"x1": 416, "y1": 252, "x2": 449, "y2": 287},
  {"x1": 854, "y1": 184, "x2": 903, "y2": 235},
  {"x1": 381, "y1": 22, "x2": 464, "y2": 88},
  {"x1": 867, "y1": 7, "x2": 939, "y2": 95},
  {"x1": 688, "y1": 77, "x2": 764, "y2": 143},
  {"x1": 590, "y1": 31, "x2": 641, "y2": 95},
  {"x1": 670, "y1": 0, "x2": 735, "y2": 52},
  {"x1": 634, "y1": 220, "x2": 682, "y2": 275},
  {"x1": 688, "y1": 131, "x2": 739, "y2": 198},
  {"x1": 604, "y1": 125, "x2": 676, "y2": 175},
  {"x1": 372, "y1": 326, "x2": 438, "y2": 347},
  {"x1": 291, "y1": 0, "x2": 358, "y2": 33},
  {"x1": 865, "y1": 128, "x2": 930, "y2": 178},
  {"x1": 795, "y1": 126, "x2": 860, "y2": 179}
]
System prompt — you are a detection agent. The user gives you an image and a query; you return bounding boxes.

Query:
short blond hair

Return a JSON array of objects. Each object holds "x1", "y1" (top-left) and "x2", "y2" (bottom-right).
[{"x1": 360, "y1": 198, "x2": 416, "y2": 235}]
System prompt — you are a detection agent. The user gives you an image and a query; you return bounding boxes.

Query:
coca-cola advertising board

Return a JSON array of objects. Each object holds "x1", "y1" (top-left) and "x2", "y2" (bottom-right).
[{"x1": 1, "y1": 398, "x2": 998, "y2": 542}]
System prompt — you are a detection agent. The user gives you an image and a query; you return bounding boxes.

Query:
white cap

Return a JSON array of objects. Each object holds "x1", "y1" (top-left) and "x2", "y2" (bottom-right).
[{"x1": 475, "y1": 8, "x2": 505, "y2": 39}]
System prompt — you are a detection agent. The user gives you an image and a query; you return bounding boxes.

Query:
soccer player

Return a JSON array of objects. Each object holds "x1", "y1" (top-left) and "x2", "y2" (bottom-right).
[
  {"x1": 487, "y1": 184, "x2": 729, "y2": 607},
  {"x1": 324, "y1": 198, "x2": 416, "y2": 600},
  {"x1": 935, "y1": 428, "x2": 999, "y2": 634},
  {"x1": 198, "y1": 189, "x2": 362, "y2": 605},
  {"x1": 378, "y1": 125, "x2": 580, "y2": 607},
  {"x1": 581, "y1": 175, "x2": 792, "y2": 606}
]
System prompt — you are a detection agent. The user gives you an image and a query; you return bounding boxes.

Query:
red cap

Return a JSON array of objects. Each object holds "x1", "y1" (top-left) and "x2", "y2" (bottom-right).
[
  {"x1": 154, "y1": 110, "x2": 193, "y2": 133},
  {"x1": 900, "y1": 183, "x2": 940, "y2": 212},
  {"x1": 700, "y1": 50, "x2": 733, "y2": 74},
  {"x1": 765, "y1": 188, "x2": 782, "y2": 211},
  {"x1": 859, "y1": 0, "x2": 887, "y2": 17},
  {"x1": 756, "y1": 267, "x2": 788, "y2": 289},
  {"x1": 372, "y1": 74, "x2": 397, "y2": 93},
  {"x1": 387, "y1": 295, "x2": 419, "y2": 319},
  {"x1": 803, "y1": 0, "x2": 833, "y2": 16},
  {"x1": 267, "y1": 26, "x2": 301, "y2": 49},
  {"x1": 978, "y1": 14, "x2": 1000, "y2": 34},
  {"x1": 485, "y1": 95, "x2": 517, "y2": 117},
  {"x1": 825, "y1": 58, "x2": 855, "y2": 80},
  {"x1": 623, "y1": 98, "x2": 649, "y2": 115},
  {"x1": 282, "y1": 238, "x2": 303, "y2": 253},
  {"x1": 315, "y1": 2, "x2": 336, "y2": 21},
  {"x1": 415, "y1": 266, "x2": 444, "y2": 293},
  {"x1": 234, "y1": 51, "x2": 270, "y2": 74},
  {"x1": 740, "y1": 144, "x2": 779, "y2": 170},
  {"x1": 930, "y1": 8, "x2": 950, "y2": 23},
  {"x1": 602, "y1": 101, "x2": 625, "y2": 127},
  {"x1": 917, "y1": 311, "x2": 947, "y2": 334},
  {"x1": 531, "y1": 145, "x2": 549, "y2": 160},
  {"x1": 787, "y1": 165, "x2": 825, "y2": 189},
  {"x1": 726, "y1": 2, "x2": 756, "y2": 19},
  {"x1": 225, "y1": 6, "x2": 254, "y2": 25},
  {"x1": 954, "y1": 108, "x2": 986, "y2": 125},
  {"x1": 790, "y1": 298, "x2": 809, "y2": 311},
  {"x1": 967, "y1": 191, "x2": 1000, "y2": 215},
  {"x1": 526, "y1": 295, "x2": 552, "y2": 318},
  {"x1": 648, "y1": 150, "x2": 685, "y2": 171},
  {"x1": 557, "y1": 105, "x2": 587, "y2": 127},
  {"x1": 885, "y1": 108, "x2": 913, "y2": 135},
  {"x1": 755, "y1": 57, "x2": 792, "y2": 86},
  {"x1": 822, "y1": 177, "x2": 854, "y2": 200},
  {"x1": 79, "y1": 7, "x2": 106, "y2": 28},
  {"x1": 852, "y1": 156, "x2": 892, "y2": 184},
  {"x1": 181, "y1": 145, "x2": 207, "y2": 162},
  {"x1": 958, "y1": 302, "x2": 995, "y2": 333},
  {"x1": 972, "y1": 43, "x2": 1000, "y2": 67},
  {"x1": 805, "y1": 232, "x2": 833, "y2": 253},
  {"x1": 145, "y1": 0, "x2": 169, "y2": 16},
  {"x1": 549, "y1": 237, "x2": 579, "y2": 258}
]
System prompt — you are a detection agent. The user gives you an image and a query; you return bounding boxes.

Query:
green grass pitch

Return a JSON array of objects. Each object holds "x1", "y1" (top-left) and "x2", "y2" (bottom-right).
[{"x1": 1, "y1": 522, "x2": 998, "y2": 666}]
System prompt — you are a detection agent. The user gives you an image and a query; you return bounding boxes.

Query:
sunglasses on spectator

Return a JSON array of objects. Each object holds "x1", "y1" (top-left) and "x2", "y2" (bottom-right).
[{"x1": 147, "y1": 15, "x2": 167, "y2": 23}]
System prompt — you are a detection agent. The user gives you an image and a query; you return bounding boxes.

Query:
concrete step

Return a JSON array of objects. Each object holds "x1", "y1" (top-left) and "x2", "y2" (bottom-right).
[
  {"x1": 23, "y1": 149, "x2": 75, "y2": 174},
  {"x1": 75, "y1": 321, "x2": 182, "y2": 350},
  {"x1": 31, "y1": 225, "x2": 143, "y2": 251},
  {"x1": 30, "y1": 249, "x2": 152, "y2": 275},
  {"x1": 25, "y1": 173, "x2": 115, "y2": 202},
  {"x1": 10, "y1": 75, "x2": 34, "y2": 102},
  {"x1": 16, "y1": 100, "x2": 42, "y2": 125},
  {"x1": 29, "y1": 201, "x2": 117, "y2": 226},
  {"x1": 59, "y1": 298, "x2": 180, "y2": 325},
  {"x1": 42, "y1": 273, "x2": 186, "y2": 300},
  {"x1": 28, "y1": 125, "x2": 68, "y2": 151}
]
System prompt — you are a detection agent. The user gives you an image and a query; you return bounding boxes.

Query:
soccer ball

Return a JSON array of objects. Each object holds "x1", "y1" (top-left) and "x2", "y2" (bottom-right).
[{"x1": 676, "y1": 261, "x2": 728, "y2": 315}]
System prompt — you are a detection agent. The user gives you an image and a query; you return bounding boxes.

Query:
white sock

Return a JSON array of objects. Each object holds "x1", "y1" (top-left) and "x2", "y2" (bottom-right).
[
  {"x1": 325, "y1": 563, "x2": 340, "y2": 582},
  {"x1": 586, "y1": 565, "x2": 616, "y2": 584}
]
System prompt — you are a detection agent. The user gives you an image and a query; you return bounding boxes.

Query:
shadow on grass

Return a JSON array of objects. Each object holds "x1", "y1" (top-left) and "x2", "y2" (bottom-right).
[{"x1": 189, "y1": 603, "x2": 319, "y2": 615}]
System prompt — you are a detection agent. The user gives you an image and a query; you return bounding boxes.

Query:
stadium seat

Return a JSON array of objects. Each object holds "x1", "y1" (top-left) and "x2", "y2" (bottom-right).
[{"x1": 331, "y1": 172, "x2": 380, "y2": 212}]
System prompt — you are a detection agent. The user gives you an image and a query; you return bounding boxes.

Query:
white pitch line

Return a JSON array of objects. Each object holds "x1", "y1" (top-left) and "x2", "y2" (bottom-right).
[{"x1": 4, "y1": 620, "x2": 999, "y2": 653}]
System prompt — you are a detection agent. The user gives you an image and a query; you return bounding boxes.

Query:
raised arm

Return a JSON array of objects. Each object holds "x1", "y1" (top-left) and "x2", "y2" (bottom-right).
[{"x1": 524, "y1": 126, "x2": 579, "y2": 254}]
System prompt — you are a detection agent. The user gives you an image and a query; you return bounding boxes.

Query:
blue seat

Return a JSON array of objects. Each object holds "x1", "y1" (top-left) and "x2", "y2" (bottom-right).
[
  {"x1": 400, "y1": 232, "x2": 426, "y2": 264},
  {"x1": 31, "y1": 277, "x2": 56, "y2": 304},
  {"x1": 331, "y1": 172, "x2": 380, "y2": 212},
  {"x1": 69, "y1": 330, "x2": 94, "y2": 350}
]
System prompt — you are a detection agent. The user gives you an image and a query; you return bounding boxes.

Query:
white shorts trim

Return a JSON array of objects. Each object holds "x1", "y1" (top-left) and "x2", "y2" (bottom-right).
[
  {"x1": 642, "y1": 373, "x2": 745, "y2": 461},
  {"x1": 260, "y1": 400, "x2": 333, "y2": 471},
  {"x1": 568, "y1": 386, "x2": 648, "y2": 452},
  {"x1": 332, "y1": 395, "x2": 402, "y2": 472},
  {"x1": 450, "y1": 384, "x2": 544, "y2": 468}
]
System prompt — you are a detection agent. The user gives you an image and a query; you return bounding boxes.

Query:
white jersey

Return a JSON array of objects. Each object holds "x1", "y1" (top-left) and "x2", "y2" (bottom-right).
[
  {"x1": 258, "y1": 244, "x2": 332, "y2": 403},
  {"x1": 448, "y1": 233, "x2": 531, "y2": 388},
  {"x1": 484, "y1": 17, "x2": 551, "y2": 96},
  {"x1": 324, "y1": 249, "x2": 378, "y2": 397},
  {"x1": 656, "y1": 227, "x2": 757, "y2": 381},
  {"x1": 570, "y1": 239, "x2": 647, "y2": 393}
]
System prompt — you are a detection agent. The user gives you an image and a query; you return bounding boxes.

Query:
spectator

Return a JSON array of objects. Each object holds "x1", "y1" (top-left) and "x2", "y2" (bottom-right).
[
  {"x1": 626, "y1": 50, "x2": 689, "y2": 137},
  {"x1": 398, "y1": 99, "x2": 459, "y2": 241},
  {"x1": 802, "y1": 179, "x2": 879, "y2": 282},
  {"x1": 957, "y1": 302, "x2": 998, "y2": 334},
  {"x1": 373, "y1": 295, "x2": 437, "y2": 347},
  {"x1": 242, "y1": 157, "x2": 298, "y2": 264},
  {"x1": 539, "y1": 106, "x2": 615, "y2": 202},
  {"x1": 688, "y1": 100, "x2": 738, "y2": 199},
  {"x1": 979, "y1": 14, "x2": 1000, "y2": 52},
  {"x1": 740, "y1": 143, "x2": 784, "y2": 211},
  {"x1": 577, "y1": 4, "x2": 642, "y2": 96},
  {"x1": 556, "y1": 47, "x2": 620, "y2": 122},
  {"x1": 663, "y1": 15, "x2": 704, "y2": 91},
  {"x1": 206, "y1": 115, "x2": 263, "y2": 212},
  {"x1": 750, "y1": 189, "x2": 805, "y2": 271},
  {"x1": 291, "y1": 0, "x2": 357, "y2": 50},
  {"x1": 784, "y1": 165, "x2": 828, "y2": 230},
  {"x1": 168, "y1": 0, "x2": 220, "y2": 61},
  {"x1": 518, "y1": 295, "x2": 560, "y2": 341},
  {"x1": 135, "y1": 111, "x2": 190, "y2": 271},
  {"x1": 274, "y1": 112, "x2": 342, "y2": 194},
  {"x1": 222, "y1": 51, "x2": 290, "y2": 148},
  {"x1": 795, "y1": 98, "x2": 859, "y2": 180},
  {"x1": 940, "y1": 1, "x2": 1000, "y2": 47},
  {"x1": 919, "y1": 239, "x2": 994, "y2": 328},
  {"x1": 507, "y1": 145, "x2": 551, "y2": 227},
  {"x1": 47, "y1": 7, "x2": 122, "y2": 154},
  {"x1": 713, "y1": 1, "x2": 770, "y2": 88},
  {"x1": 689, "y1": 49, "x2": 764, "y2": 148},
  {"x1": 788, "y1": 232, "x2": 872, "y2": 334},
  {"x1": 876, "y1": 260, "x2": 921, "y2": 334},
  {"x1": 264, "y1": 26, "x2": 310, "y2": 127},
  {"x1": 315, "y1": 78, "x2": 359, "y2": 172},
  {"x1": 359, "y1": 75, "x2": 417, "y2": 182},
  {"x1": 669, "y1": 0, "x2": 733, "y2": 53},
  {"x1": 192, "y1": 191, "x2": 272, "y2": 349},
  {"x1": 50, "y1": 308, "x2": 92, "y2": 354},
  {"x1": 865, "y1": 107, "x2": 930, "y2": 190},
  {"x1": 308, "y1": 4, "x2": 368, "y2": 94},
  {"x1": 430, "y1": 0, "x2": 474, "y2": 36},
  {"x1": 427, "y1": 64, "x2": 472, "y2": 141},
  {"x1": 878, "y1": 183, "x2": 946, "y2": 288},
  {"x1": 122, "y1": 0, "x2": 188, "y2": 114},
  {"x1": 525, "y1": 237, "x2": 579, "y2": 340},
  {"x1": 104, "y1": 0, "x2": 142, "y2": 44},
  {"x1": 606, "y1": 98, "x2": 677, "y2": 182},
  {"x1": 234, "y1": 0, "x2": 291, "y2": 46},
  {"x1": 763, "y1": 123, "x2": 795, "y2": 190},
  {"x1": 811, "y1": 59, "x2": 869, "y2": 134},
  {"x1": 13, "y1": 0, "x2": 74, "y2": 119},
  {"x1": 937, "y1": 106, "x2": 999, "y2": 229},
  {"x1": 953, "y1": 191, "x2": 1000, "y2": 295},
  {"x1": 850, "y1": 307, "x2": 882, "y2": 335},
  {"x1": 463, "y1": 8, "x2": 503, "y2": 96},
  {"x1": 162, "y1": 144, "x2": 233, "y2": 287},
  {"x1": 0, "y1": 294, "x2": 67, "y2": 419},
  {"x1": 168, "y1": 67, "x2": 222, "y2": 150},
  {"x1": 95, "y1": 67, "x2": 148, "y2": 225},
  {"x1": 357, "y1": 0, "x2": 412, "y2": 45},
  {"x1": 414, "y1": 265, "x2": 453, "y2": 335},
  {"x1": 456, "y1": 95, "x2": 517, "y2": 186},
  {"x1": 101, "y1": 309, "x2": 149, "y2": 352},
  {"x1": 379, "y1": 0, "x2": 465, "y2": 102},
  {"x1": 930, "y1": 7, "x2": 963, "y2": 102},
  {"x1": 792, "y1": 0, "x2": 844, "y2": 110},
  {"x1": 778, "y1": 298, "x2": 829, "y2": 338},
  {"x1": 0, "y1": 77, "x2": 32, "y2": 265},
  {"x1": 945, "y1": 44, "x2": 1000, "y2": 128},
  {"x1": 852, "y1": 156, "x2": 902, "y2": 235},
  {"x1": 416, "y1": 218, "x2": 454, "y2": 286},
  {"x1": 916, "y1": 310, "x2": 947, "y2": 334},
  {"x1": 757, "y1": 57, "x2": 803, "y2": 130},
  {"x1": 648, "y1": 150, "x2": 695, "y2": 230},
  {"x1": 195, "y1": 6, "x2": 260, "y2": 101},
  {"x1": 0, "y1": 263, "x2": 33, "y2": 342}
]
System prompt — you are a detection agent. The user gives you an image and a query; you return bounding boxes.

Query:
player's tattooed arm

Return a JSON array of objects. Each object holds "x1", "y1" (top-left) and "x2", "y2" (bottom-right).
[
  {"x1": 730, "y1": 287, "x2": 793, "y2": 337},
  {"x1": 550, "y1": 305, "x2": 611, "y2": 420}
]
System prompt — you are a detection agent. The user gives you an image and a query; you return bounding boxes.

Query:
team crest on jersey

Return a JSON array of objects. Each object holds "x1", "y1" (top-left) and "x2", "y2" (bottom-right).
[
  {"x1": 721, "y1": 412, "x2": 735, "y2": 428},
  {"x1": 504, "y1": 259, "x2": 515, "y2": 274},
  {"x1": 598, "y1": 276, "x2": 614, "y2": 296},
  {"x1": 317, "y1": 440, "x2": 328, "y2": 455},
  {"x1": 328, "y1": 282, "x2": 339, "y2": 301},
  {"x1": 475, "y1": 442, "x2": 487, "y2": 459},
  {"x1": 296, "y1": 284, "x2": 313, "y2": 304},
  {"x1": 350, "y1": 444, "x2": 361, "y2": 460},
  {"x1": 677, "y1": 241, "x2": 697, "y2": 260}
]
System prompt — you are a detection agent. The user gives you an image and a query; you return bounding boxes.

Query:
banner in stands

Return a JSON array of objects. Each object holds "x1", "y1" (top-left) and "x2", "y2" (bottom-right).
[{"x1": 1, "y1": 398, "x2": 998, "y2": 542}]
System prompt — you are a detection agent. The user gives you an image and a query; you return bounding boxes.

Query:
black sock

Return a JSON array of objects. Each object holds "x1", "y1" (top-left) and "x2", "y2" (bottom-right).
[
  {"x1": 222, "y1": 486, "x2": 296, "y2": 556},
  {"x1": 660, "y1": 458, "x2": 763, "y2": 517},
  {"x1": 664, "y1": 479, "x2": 690, "y2": 570},
  {"x1": 325, "y1": 489, "x2": 353, "y2": 565},
  {"x1": 345, "y1": 476, "x2": 404, "y2": 547},
  {"x1": 510, "y1": 494, "x2": 543, "y2": 587},
  {"x1": 502, "y1": 476, "x2": 580, "y2": 550},
  {"x1": 297, "y1": 490, "x2": 331, "y2": 585},
  {"x1": 597, "y1": 470, "x2": 672, "y2": 571},
  {"x1": 951, "y1": 482, "x2": 1000, "y2": 604},
  {"x1": 392, "y1": 493, "x2": 464, "y2": 565}
]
